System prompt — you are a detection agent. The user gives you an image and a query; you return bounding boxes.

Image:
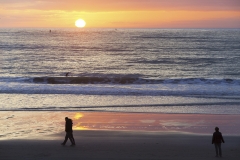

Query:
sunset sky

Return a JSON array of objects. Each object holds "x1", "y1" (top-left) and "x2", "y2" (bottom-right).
[{"x1": 0, "y1": 0, "x2": 240, "y2": 28}]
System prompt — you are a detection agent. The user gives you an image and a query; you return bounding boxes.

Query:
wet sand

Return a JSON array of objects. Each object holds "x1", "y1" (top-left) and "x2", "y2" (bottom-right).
[
  {"x1": 0, "y1": 111, "x2": 240, "y2": 159},
  {"x1": 1, "y1": 130, "x2": 240, "y2": 160}
]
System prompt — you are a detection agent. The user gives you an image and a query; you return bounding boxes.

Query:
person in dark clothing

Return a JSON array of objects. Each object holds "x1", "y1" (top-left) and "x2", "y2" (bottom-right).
[
  {"x1": 61, "y1": 117, "x2": 76, "y2": 146},
  {"x1": 212, "y1": 127, "x2": 224, "y2": 157}
]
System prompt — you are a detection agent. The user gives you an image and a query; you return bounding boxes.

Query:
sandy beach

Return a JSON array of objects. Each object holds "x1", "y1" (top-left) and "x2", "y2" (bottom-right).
[
  {"x1": 1, "y1": 130, "x2": 240, "y2": 160},
  {"x1": 0, "y1": 111, "x2": 240, "y2": 160}
]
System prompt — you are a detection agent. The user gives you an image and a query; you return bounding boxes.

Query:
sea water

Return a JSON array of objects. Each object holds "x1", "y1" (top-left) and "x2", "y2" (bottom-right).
[{"x1": 1, "y1": 28, "x2": 240, "y2": 114}]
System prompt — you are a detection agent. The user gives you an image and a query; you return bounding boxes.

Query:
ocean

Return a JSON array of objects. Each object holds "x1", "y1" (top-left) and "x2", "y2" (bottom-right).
[{"x1": 1, "y1": 28, "x2": 240, "y2": 114}]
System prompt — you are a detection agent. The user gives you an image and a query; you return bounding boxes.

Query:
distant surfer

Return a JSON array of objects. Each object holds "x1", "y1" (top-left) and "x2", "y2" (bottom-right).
[
  {"x1": 65, "y1": 72, "x2": 69, "y2": 77},
  {"x1": 49, "y1": 30, "x2": 51, "y2": 33}
]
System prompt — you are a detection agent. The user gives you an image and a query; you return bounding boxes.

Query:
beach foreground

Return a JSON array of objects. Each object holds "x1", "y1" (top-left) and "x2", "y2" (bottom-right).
[
  {"x1": 1, "y1": 111, "x2": 240, "y2": 160},
  {"x1": 1, "y1": 130, "x2": 240, "y2": 160},
  {"x1": 1, "y1": 111, "x2": 240, "y2": 159}
]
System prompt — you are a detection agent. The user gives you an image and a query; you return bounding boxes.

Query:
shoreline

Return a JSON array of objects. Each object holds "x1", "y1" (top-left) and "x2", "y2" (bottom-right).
[
  {"x1": 2, "y1": 109, "x2": 240, "y2": 115},
  {"x1": 0, "y1": 111, "x2": 240, "y2": 140},
  {"x1": 1, "y1": 111, "x2": 240, "y2": 159}
]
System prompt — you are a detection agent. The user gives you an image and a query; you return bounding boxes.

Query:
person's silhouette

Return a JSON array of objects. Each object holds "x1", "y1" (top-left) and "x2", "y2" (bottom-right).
[
  {"x1": 61, "y1": 117, "x2": 76, "y2": 146},
  {"x1": 212, "y1": 127, "x2": 224, "y2": 157}
]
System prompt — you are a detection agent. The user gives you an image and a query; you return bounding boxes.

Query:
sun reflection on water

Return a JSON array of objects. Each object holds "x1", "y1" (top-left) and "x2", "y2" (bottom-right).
[
  {"x1": 74, "y1": 113, "x2": 83, "y2": 120},
  {"x1": 0, "y1": 111, "x2": 240, "y2": 140}
]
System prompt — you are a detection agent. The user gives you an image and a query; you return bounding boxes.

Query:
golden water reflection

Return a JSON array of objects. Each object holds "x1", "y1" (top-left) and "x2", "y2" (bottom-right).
[
  {"x1": 0, "y1": 111, "x2": 239, "y2": 140},
  {"x1": 72, "y1": 112, "x2": 240, "y2": 135}
]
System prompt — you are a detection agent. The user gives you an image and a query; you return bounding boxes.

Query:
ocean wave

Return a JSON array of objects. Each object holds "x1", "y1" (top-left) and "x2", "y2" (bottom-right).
[
  {"x1": 30, "y1": 76, "x2": 240, "y2": 85},
  {"x1": 2, "y1": 102, "x2": 240, "y2": 114},
  {"x1": 1, "y1": 76, "x2": 239, "y2": 85},
  {"x1": 0, "y1": 81, "x2": 240, "y2": 96},
  {"x1": 18, "y1": 101, "x2": 240, "y2": 110}
]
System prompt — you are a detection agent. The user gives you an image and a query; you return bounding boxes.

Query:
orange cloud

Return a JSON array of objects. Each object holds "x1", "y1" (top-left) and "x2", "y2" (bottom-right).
[
  {"x1": 0, "y1": 0, "x2": 240, "y2": 28},
  {"x1": 2, "y1": 0, "x2": 240, "y2": 11}
]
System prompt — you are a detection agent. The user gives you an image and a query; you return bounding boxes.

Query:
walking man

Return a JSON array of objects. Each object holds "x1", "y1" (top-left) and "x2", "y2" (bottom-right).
[
  {"x1": 212, "y1": 127, "x2": 224, "y2": 157},
  {"x1": 61, "y1": 117, "x2": 76, "y2": 146}
]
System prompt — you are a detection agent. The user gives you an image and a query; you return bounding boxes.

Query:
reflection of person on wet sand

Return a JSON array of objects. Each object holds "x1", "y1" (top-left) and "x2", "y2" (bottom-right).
[
  {"x1": 212, "y1": 127, "x2": 224, "y2": 157},
  {"x1": 61, "y1": 117, "x2": 76, "y2": 146}
]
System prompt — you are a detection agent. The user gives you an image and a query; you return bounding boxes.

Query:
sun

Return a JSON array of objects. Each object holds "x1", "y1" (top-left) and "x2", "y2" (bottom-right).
[{"x1": 75, "y1": 19, "x2": 86, "y2": 28}]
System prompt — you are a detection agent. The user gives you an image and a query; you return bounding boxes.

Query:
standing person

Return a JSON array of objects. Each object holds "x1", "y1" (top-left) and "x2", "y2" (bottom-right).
[
  {"x1": 212, "y1": 127, "x2": 224, "y2": 157},
  {"x1": 61, "y1": 117, "x2": 76, "y2": 146}
]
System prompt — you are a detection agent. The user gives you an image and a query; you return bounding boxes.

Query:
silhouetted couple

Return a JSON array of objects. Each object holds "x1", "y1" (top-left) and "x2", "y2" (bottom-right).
[
  {"x1": 61, "y1": 117, "x2": 76, "y2": 146},
  {"x1": 212, "y1": 127, "x2": 225, "y2": 157}
]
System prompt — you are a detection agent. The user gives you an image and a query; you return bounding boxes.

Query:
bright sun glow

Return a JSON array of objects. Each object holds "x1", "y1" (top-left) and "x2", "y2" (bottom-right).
[
  {"x1": 75, "y1": 19, "x2": 86, "y2": 28},
  {"x1": 74, "y1": 113, "x2": 83, "y2": 120}
]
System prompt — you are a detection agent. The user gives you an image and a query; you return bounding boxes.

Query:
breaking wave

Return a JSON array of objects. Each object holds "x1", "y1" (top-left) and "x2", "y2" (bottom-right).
[{"x1": 30, "y1": 76, "x2": 240, "y2": 85}]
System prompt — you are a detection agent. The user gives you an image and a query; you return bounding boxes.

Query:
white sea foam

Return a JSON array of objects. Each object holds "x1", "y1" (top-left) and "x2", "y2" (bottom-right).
[{"x1": 0, "y1": 80, "x2": 240, "y2": 97}]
